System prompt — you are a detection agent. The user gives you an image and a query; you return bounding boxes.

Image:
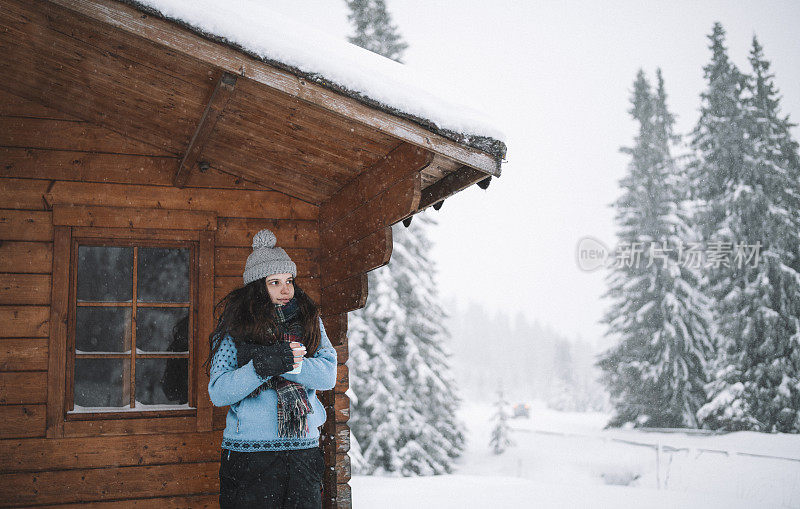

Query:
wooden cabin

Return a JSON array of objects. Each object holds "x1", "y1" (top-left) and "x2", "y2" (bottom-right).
[{"x1": 0, "y1": 0, "x2": 505, "y2": 507}]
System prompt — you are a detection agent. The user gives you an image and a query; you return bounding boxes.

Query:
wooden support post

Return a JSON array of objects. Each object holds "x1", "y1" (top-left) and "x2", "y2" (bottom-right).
[
  {"x1": 196, "y1": 231, "x2": 215, "y2": 431},
  {"x1": 321, "y1": 314, "x2": 348, "y2": 347},
  {"x1": 45, "y1": 226, "x2": 70, "y2": 438},
  {"x1": 315, "y1": 143, "x2": 434, "y2": 508},
  {"x1": 319, "y1": 228, "x2": 392, "y2": 288},
  {"x1": 320, "y1": 274, "x2": 368, "y2": 317},
  {"x1": 322, "y1": 383, "x2": 352, "y2": 508},
  {"x1": 174, "y1": 72, "x2": 237, "y2": 188}
]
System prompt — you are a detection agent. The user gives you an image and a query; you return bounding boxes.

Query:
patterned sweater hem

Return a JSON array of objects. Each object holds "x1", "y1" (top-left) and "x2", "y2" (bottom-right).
[{"x1": 221, "y1": 436, "x2": 320, "y2": 452}]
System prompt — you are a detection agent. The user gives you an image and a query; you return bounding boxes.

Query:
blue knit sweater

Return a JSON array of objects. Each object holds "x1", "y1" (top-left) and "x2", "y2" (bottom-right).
[{"x1": 208, "y1": 317, "x2": 337, "y2": 452}]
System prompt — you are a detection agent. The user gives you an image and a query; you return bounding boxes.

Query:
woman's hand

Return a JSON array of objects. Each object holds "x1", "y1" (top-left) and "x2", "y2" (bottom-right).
[
  {"x1": 236, "y1": 342, "x2": 294, "y2": 378},
  {"x1": 289, "y1": 341, "x2": 307, "y2": 369}
]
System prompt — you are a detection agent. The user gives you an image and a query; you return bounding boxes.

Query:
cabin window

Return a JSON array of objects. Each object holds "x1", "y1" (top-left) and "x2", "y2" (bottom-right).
[{"x1": 67, "y1": 241, "x2": 195, "y2": 416}]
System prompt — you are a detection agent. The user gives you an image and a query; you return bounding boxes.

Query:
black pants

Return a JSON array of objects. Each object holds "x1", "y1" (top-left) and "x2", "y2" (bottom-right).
[{"x1": 219, "y1": 447, "x2": 324, "y2": 509}]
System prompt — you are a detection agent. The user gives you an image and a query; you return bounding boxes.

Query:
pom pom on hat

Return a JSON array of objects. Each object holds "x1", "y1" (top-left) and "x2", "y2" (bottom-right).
[
  {"x1": 252, "y1": 229, "x2": 277, "y2": 249},
  {"x1": 243, "y1": 229, "x2": 297, "y2": 285}
]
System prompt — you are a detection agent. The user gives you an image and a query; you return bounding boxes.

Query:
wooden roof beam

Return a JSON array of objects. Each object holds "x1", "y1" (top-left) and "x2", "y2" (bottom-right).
[
  {"x1": 319, "y1": 143, "x2": 430, "y2": 263},
  {"x1": 319, "y1": 143, "x2": 433, "y2": 230},
  {"x1": 315, "y1": 143, "x2": 429, "y2": 319},
  {"x1": 418, "y1": 165, "x2": 488, "y2": 210},
  {"x1": 174, "y1": 72, "x2": 237, "y2": 188}
]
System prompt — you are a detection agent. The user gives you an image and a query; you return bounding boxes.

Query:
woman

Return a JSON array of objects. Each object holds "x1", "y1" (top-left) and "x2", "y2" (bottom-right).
[{"x1": 206, "y1": 229, "x2": 337, "y2": 508}]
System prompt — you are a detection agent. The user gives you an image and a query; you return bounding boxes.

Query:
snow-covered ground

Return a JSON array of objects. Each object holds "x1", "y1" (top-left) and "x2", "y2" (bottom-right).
[{"x1": 351, "y1": 401, "x2": 800, "y2": 508}]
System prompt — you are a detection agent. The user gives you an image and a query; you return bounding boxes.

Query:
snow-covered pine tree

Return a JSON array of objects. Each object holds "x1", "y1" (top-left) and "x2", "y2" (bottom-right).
[
  {"x1": 344, "y1": 0, "x2": 466, "y2": 473},
  {"x1": 489, "y1": 384, "x2": 512, "y2": 455},
  {"x1": 345, "y1": 0, "x2": 407, "y2": 63},
  {"x1": 696, "y1": 33, "x2": 800, "y2": 432},
  {"x1": 388, "y1": 216, "x2": 466, "y2": 473},
  {"x1": 598, "y1": 69, "x2": 713, "y2": 428},
  {"x1": 346, "y1": 271, "x2": 406, "y2": 473},
  {"x1": 344, "y1": 395, "x2": 368, "y2": 474},
  {"x1": 349, "y1": 217, "x2": 466, "y2": 474}
]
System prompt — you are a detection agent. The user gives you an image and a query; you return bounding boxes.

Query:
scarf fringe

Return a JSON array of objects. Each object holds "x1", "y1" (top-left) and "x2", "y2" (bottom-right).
[{"x1": 277, "y1": 396, "x2": 314, "y2": 438}]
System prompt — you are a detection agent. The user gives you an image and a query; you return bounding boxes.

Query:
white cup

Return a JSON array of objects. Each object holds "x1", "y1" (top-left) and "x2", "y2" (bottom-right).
[{"x1": 287, "y1": 345, "x2": 305, "y2": 374}]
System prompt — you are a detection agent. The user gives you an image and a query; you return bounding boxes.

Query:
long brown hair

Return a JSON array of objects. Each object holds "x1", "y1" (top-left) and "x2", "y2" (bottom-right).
[{"x1": 204, "y1": 279, "x2": 320, "y2": 374}]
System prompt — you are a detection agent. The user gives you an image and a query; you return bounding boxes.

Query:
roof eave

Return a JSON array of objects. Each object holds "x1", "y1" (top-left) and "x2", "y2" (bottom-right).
[{"x1": 51, "y1": 0, "x2": 504, "y2": 177}]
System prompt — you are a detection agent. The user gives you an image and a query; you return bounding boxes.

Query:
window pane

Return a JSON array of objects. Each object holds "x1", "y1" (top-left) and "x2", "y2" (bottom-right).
[
  {"x1": 76, "y1": 307, "x2": 131, "y2": 353},
  {"x1": 77, "y1": 246, "x2": 133, "y2": 302},
  {"x1": 74, "y1": 358, "x2": 127, "y2": 408},
  {"x1": 137, "y1": 247, "x2": 190, "y2": 302},
  {"x1": 136, "y1": 308, "x2": 189, "y2": 353},
  {"x1": 136, "y1": 358, "x2": 188, "y2": 405}
]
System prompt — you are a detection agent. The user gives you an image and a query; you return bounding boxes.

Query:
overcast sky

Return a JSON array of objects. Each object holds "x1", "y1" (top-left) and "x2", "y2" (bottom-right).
[{"x1": 271, "y1": 1, "x2": 800, "y2": 348}]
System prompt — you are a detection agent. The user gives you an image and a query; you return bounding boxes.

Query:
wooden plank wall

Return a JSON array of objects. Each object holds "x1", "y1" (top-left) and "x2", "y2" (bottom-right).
[{"x1": 0, "y1": 89, "x2": 323, "y2": 507}]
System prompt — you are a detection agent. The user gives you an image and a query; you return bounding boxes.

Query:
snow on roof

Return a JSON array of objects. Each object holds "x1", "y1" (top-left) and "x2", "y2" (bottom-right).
[{"x1": 122, "y1": 0, "x2": 506, "y2": 159}]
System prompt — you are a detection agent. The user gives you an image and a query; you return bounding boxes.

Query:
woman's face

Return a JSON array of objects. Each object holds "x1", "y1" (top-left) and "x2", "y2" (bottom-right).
[{"x1": 265, "y1": 273, "x2": 295, "y2": 305}]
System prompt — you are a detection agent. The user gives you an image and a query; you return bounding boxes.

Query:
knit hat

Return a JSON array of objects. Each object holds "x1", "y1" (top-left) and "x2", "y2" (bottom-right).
[{"x1": 243, "y1": 229, "x2": 297, "y2": 285}]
